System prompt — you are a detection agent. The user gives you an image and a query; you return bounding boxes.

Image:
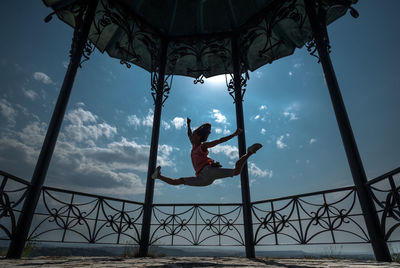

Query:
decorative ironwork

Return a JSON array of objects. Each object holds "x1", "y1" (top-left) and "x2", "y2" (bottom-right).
[
  {"x1": 241, "y1": 0, "x2": 307, "y2": 67},
  {"x1": 193, "y1": 74, "x2": 205, "y2": 84},
  {"x1": 27, "y1": 186, "x2": 143, "y2": 244},
  {"x1": 150, "y1": 204, "x2": 244, "y2": 246},
  {"x1": 252, "y1": 186, "x2": 369, "y2": 246},
  {"x1": 168, "y1": 38, "x2": 231, "y2": 78},
  {"x1": 226, "y1": 72, "x2": 249, "y2": 103},
  {"x1": 80, "y1": 40, "x2": 96, "y2": 67},
  {"x1": 367, "y1": 167, "x2": 400, "y2": 242},
  {"x1": 92, "y1": 0, "x2": 159, "y2": 70},
  {"x1": 0, "y1": 171, "x2": 30, "y2": 241},
  {"x1": 150, "y1": 71, "x2": 173, "y2": 106},
  {"x1": 2, "y1": 168, "x2": 400, "y2": 247},
  {"x1": 67, "y1": 2, "x2": 95, "y2": 67},
  {"x1": 305, "y1": 0, "x2": 334, "y2": 62}
]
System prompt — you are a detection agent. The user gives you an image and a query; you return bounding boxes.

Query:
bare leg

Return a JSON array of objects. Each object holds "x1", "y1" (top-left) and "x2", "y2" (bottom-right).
[
  {"x1": 233, "y1": 152, "x2": 254, "y2": 176},
  {"x1": 156, "y1": 174, "x2": 184, "y2": 186}
]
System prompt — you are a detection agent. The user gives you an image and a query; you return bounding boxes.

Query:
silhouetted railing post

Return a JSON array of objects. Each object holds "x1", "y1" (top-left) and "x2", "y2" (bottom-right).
[
  {"x1": 6, "y1": 0, "x2": 99, "y2": 259},
  {"x1": 304, "y1": 0, "x2": 391, "y2": 262},
  {"x1": 231, "y1": 34, "x2": 255, "y2": 258},
  {"x1": 139, "y1": 38, "x2": 169, "y2": 257}
]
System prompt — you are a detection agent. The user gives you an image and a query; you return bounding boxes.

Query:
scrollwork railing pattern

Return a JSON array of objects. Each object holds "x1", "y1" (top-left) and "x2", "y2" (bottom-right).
[
  {"x1": 150, "y1": 204, "x2": 244, "y2": 246},
  {"x1": 367, "y1": 167, "x2": 400, "y2": 242},
  {"x1": 252, "y1": 186, "x2": 369, "y2": 246},
  {"x1": 0, "y1": 171, "x2": 30, "y2": 241},
  {"x1": 28, "y1": 186, "x2": 143, "y2": 245},
  {"x1": 2, "y1": 167, "x2": 400, "y2": 247}
]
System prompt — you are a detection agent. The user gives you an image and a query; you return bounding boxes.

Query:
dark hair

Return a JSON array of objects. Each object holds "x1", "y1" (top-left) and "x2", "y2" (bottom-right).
[{"x1": 193, "y1": 123, "x2": 211, "y2": 142}]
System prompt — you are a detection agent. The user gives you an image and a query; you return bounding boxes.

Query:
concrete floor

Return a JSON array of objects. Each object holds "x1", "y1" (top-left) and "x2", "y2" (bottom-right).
[{"x1": 1, "y1": 256, "x2": 400, "y2": 268}]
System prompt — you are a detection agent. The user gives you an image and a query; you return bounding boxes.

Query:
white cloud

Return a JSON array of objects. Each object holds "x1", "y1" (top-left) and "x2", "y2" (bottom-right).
[
  {"x1": 127, "y1": 111, "x2": 177, "y2": 131},
  {"x1": 22, "y1": 88, "x2": 38, "y2": 100},
  {"x1": 127, "y1": 114, "x2": 141, "y2": 128},
  {"x1": 33, "y1": 72, "x2": 53, "y2": 85},
  {"x1": 294, "y1": 63, "x2": 302, "y2": 68},
  {"x1": 289, "y1": 71, "x2": 293, "y2": 76},
  {"x1": 0, "y1": 98, "x2": 17, "y2": 126},
  {"x1": 64, "y1": 107, "x2": 117, "y2": 143},
  {"x1": 18, "y1": 121, "x2": 47, "y2": 148},
  {"x1": 251, "y1": 105, "x2": 268, "y2": 121},
  {"x1": 276, "y1": 134, "x2": 289, "y2": 149},
  {"x1": 210, "y1": 109, "x2": 228, "y2": 124},
  {"x1": 261, "y1": 128, "x2": 266, "y2": 135},
  {"x1": 210, "y1": 145, "x2": 238, "y2": 160},
  {"x1": 142, "y1": 109, "x2": 154, "y2": 127},
  {"x1": 309, "y1": 138, "x2": 317, "y2": 144},
  {"x1": 162, "y1": 120, "x2": 171, "y2": 130},
  {"x1": 171, "y1": 117, "x2": 185, "y2": 130},
  {"x1": 127, "y1": 109, "x2": 154, "y2": 128},
  {"x1": 283, "y1": 111, "x2": 298, "y2": 120},
  {"x1": 214, "y1": 127, "x2": 230, "y2": 135},
  {"x1": 249, "y1": 162, "x2": 272, "y2": 178},
  {"x1": 283, "y1": 104, "x2": 299, "y2": 120},
  {"x1": 0, "y1": 104, "x2": 179, "y2": 198}
]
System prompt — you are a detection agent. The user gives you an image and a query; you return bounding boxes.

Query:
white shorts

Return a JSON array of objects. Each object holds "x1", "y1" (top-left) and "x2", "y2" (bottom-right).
[{"x1": 181, "y1": 165, "x2": 235, "y2": 187}]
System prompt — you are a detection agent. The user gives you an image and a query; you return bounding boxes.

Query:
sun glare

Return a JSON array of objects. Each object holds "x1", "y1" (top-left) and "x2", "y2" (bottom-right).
[{"x1": 205, "y1": 74, "x2": 227, "y2": 86}]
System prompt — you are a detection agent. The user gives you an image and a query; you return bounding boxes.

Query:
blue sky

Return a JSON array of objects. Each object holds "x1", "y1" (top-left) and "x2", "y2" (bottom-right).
[{"x1": 0, "y1": 0, "x2": 399, "y2": 205}]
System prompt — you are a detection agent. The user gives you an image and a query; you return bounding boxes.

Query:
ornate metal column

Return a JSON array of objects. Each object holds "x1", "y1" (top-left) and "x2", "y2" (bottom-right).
[
  {"x1": 139, "y1": 38, "x2": 170, "y2": 257},
  {"x1": 229, "y1": 34, "x2": 255, "y2": 258},
  {"x1": 6, "y1": 0, "x2": 99, "y2": 259},
  {"x1": 304, "y1": 0, "x2": 391, "y2": 262}
]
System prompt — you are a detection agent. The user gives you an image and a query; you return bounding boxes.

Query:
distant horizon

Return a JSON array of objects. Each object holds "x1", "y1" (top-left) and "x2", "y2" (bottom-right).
[{"x1": 1, "y1": 1, "x2": 399, "y2": 207}]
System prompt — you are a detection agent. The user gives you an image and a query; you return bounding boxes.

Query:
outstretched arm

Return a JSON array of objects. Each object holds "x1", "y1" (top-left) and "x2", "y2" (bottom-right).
[
  {"x1": 187, "y1": 118, "x2": 193, "y2": 144},
  {"x1": 203, "y1": 128, "x2": 242, "y2": 149}
]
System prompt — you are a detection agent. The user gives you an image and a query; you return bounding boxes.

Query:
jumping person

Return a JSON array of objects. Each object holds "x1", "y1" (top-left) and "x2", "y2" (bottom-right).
[{"x1": 152, "y1": 118, "x2": 262, "y2": 186}]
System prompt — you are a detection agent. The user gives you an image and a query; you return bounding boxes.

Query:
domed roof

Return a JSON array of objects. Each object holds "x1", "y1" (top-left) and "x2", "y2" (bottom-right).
[{"x1": 43, "y1": 0, "x2": 356, "y2": 78}]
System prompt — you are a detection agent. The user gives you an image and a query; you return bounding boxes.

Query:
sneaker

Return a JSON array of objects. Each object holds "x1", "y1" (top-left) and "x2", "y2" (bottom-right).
[
  {"x1": 152, "y1": 166, "x2": 161, "y2": 179},
  {"x1": 247, "y1": 143, "x2": 262, "y2": 154}
]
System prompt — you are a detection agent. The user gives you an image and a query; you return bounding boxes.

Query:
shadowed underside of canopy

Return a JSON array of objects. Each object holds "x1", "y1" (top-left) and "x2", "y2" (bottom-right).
[{"x1": 42, "y1": 0, "x2": 355, "y2": 78}]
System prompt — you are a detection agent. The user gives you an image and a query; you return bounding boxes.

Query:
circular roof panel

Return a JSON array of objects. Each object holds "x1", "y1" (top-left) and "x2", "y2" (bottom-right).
[{"x1": 43, "y1": 0, "x2": 357, "y2": 78}]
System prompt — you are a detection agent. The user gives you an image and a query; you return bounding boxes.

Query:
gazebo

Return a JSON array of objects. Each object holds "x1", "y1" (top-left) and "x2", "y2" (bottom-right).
[{"x1": 3, "y1": 0, "x2": 393, "y2": 262}]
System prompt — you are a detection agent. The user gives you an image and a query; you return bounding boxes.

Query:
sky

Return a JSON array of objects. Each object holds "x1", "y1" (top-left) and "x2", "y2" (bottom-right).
[{"x1": 0, "y1": 0, "x2": 399, "y2": 206}]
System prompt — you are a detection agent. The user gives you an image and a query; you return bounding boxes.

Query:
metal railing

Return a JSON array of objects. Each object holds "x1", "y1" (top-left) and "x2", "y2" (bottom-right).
[
  {"x1": 1, "y1": 167, "x2": 400, "y2": 247},
  {"x1": 252, "y1": 186, "x2": 369, "y2": 246},
  {"x1": 367, "y1": 167, "x2": 400, "y2": 243}
]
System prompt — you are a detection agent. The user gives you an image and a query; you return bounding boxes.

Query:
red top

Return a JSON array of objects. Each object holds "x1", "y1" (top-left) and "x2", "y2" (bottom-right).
[{"x1": 191, "y1": 145, "x2": 214, "y2": 176}]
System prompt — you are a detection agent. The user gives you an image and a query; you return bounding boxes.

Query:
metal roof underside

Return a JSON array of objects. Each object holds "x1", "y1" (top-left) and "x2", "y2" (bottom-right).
[{"x1": 43, "y1": 0, "x2": 356, "y2": 78}]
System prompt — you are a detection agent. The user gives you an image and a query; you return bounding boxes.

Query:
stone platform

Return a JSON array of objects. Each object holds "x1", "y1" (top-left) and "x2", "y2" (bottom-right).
[{"x1": 1, "y1": 257, "x2": 400, "y2": 267}]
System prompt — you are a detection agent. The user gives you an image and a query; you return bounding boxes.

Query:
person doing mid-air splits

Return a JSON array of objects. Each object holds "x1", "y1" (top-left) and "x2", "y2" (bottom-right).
[{"x1": 152, "y1": 118, "x2": 262, "y2": 187}]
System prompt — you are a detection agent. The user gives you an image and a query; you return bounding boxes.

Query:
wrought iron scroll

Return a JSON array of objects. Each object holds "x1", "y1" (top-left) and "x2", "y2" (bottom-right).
[
  {"x1": 167, "y1": 38, "x2": 231, "y2": 80},
  {"x1": 66, "y1": 2, "x2": 97, "y2": 67},
  {"x1": 44, "y1": 1, "x2": 97, "y2": 67},
  {"x1": 242, "y1": 0, "x2": 307, "y2": 65},
  {"x1": 93, "y1": 0, "x2": 159, "y2": 70},
  {"x1": 367, "y1": 167, "x2": 400, "y2": 242},
  {"x1": 305, "y1": 0, "x2": 360, "y2": 62},
  {"x1": 28, "y1": 186, "x2": 143, "y2": 244},
  {"x1": 226, "y1": 71, "x2": 249, "y2": 103},
  {"x1": 305, "y1": 2, "x2": 331, "y2": 63},
  {"x1": 193, "y1": 74, "x2": 205, "y2": 84},
  {"x1": 3, "y1": 167, "x2": 400, "y2": 247},
  {"x1": 252, "y1": 186, "x2": 369, "y2": 246},
  {"x1": 0, "y1": 171, "x2": 30, "y2": 241},
  {"x1": 151, "y1": 72, "x2": 173, "y2": 106},
  {"x1": 150, "y1": 204, "x2": 244, "y2": 246}
]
